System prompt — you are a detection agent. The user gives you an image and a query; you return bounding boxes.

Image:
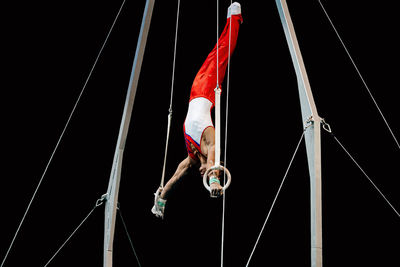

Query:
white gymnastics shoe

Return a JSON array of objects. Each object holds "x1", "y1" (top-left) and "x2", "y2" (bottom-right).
[{"x1": 227, "y1": 2, "x2": 241, "y2": 18}]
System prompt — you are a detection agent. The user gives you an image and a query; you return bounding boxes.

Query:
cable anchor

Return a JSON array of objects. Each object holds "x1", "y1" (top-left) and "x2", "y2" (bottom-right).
[
  {"x1": 96, "y1": 193, "x2": 108, "y2": 207},
  {"x1": 304, "y1": 116, "x2": 314, "y2": 130},
  {"x1": 321, "y1": 118, "x2": 332, "y2": 133}
]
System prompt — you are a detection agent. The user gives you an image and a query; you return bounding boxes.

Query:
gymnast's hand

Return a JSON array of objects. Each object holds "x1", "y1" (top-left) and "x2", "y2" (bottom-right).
[{"x1": 210, "y1": 178, "x2": 223, "y2": 198}]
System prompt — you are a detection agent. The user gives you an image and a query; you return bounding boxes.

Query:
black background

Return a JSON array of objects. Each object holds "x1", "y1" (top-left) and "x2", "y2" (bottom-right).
[{"x1": 2, "y1": 1, "x2": 399, "y2": 266}]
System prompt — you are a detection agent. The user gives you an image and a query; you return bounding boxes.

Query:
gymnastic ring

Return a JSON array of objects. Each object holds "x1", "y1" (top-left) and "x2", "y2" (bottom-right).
[{"x1": 203, "y1": 165, "x2": 231, "y2": 193}]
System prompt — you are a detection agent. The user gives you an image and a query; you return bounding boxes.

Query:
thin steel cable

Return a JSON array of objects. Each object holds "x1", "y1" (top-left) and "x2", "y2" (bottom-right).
[
  {"x1": 217, "y1": 1, "x2": 222, "y2": 265},
  {"x1": 42, "y1": 200, "x2": 104, "y2": 267},
  {"x1": 168, "y1": 0, "x2": 181, "y2": 113},
  {"x1": 0, "y1": 2, "x2": 126, "y2": 266},
  {"x1": 117, "y1": 207, "x2": 142, "y2": 267},
  {"x1": 220, "y1": 1, "x2": 233, "y2": 267},
  {"x1": 216, "y1": 0, "x2": 219, "y2": 89},
  {"x1": 317, "y1": 0, "x2": 400, "y2": 150},
  {"x1": 160, "y1": 0, "x2": 181, "y2": 188},
  {"x1": 245, "y1": 130, "x2": 306, "y2": 267},
  {"x1": 331, "y1": 134, "x2": 400, "y2": 218}
]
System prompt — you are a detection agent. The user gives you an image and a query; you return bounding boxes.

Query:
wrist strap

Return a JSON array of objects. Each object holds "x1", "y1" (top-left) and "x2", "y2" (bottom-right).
[
  {"x1": 209, "y1": 176, "x2": 220, "y2": 185},
  {"x1": 157, "y1": 198, "x2": 166, "y2": 207}
]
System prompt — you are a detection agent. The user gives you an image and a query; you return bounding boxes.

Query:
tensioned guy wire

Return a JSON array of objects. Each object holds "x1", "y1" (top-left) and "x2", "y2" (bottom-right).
[
  {"x1": 118, "y1": 206, "x2": 142, "y2": 267},
  {"x1": 317, "y1": 0, "x2": 400, "y2": 151},
  {"x1": 331, "y1": 134, "x2": 400, "y2": 218},
  {"x1": 0, "y1": 1, "x2": 126, "y2": 266},
  {"x1": 42, "y1": 200, "x2": 104, "y2": 267},
  {"x1": 245, "y1": 130, "x2": 306, "y2": 267}
]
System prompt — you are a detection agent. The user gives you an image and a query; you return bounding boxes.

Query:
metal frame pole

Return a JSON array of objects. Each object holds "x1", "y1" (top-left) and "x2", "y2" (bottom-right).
[
  {"x1": 103, "y1": 1, "x2": 155, "y2": 266},
  {"x1": 275, "y1": 1, "x2": 323, "y2": 266}
]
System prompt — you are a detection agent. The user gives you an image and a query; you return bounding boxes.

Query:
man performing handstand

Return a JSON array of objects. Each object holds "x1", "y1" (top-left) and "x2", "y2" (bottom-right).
[{"x1": 152, "y1": 2, "x2": 242, "y2": 219}]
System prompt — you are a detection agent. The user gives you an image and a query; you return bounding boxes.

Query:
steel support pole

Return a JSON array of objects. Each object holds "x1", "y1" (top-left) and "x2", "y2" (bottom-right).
[
  {"x1": 103, "y1": 1, "x2": 155, "y2": 266},
  {"x1": 275, "y1": 1, "x2": 323, "y2": 266}
]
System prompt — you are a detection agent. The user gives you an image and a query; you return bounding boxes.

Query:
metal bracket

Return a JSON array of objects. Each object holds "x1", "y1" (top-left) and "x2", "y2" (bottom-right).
[
  {"x1": 97, "y1": 193, "x2": 108, "y2": 207},
  {"x1": 304, "y1": 116, "x2": 314, "y2": 130}
]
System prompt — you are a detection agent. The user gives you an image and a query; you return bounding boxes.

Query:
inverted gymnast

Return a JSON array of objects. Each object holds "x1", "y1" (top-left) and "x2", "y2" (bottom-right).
[{"x1": 152, "y1": 2, "x2": 242, "y2": 219}]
